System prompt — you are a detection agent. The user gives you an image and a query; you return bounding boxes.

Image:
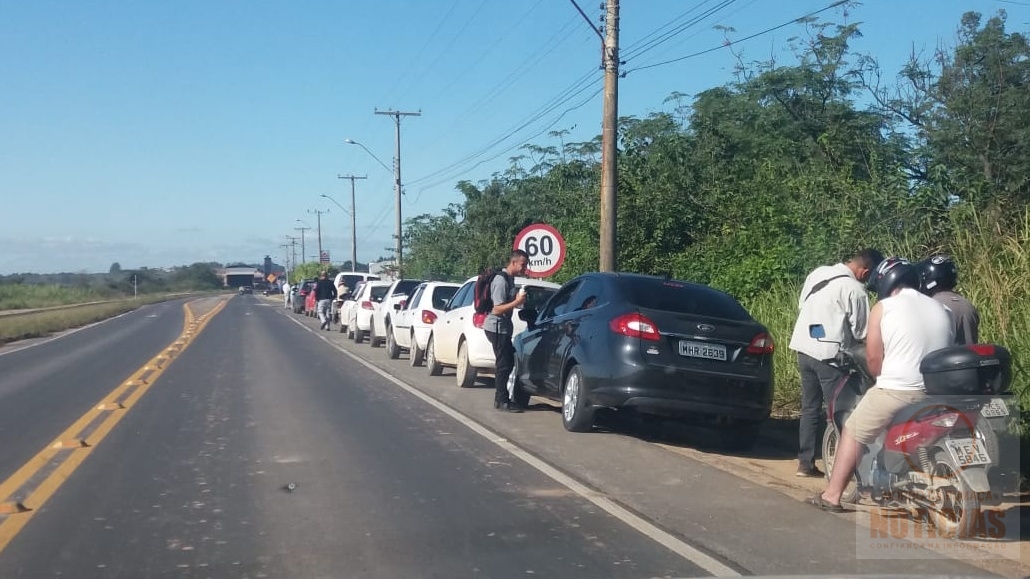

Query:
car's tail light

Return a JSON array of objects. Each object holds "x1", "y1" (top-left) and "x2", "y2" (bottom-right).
[
  {"x1": 361, "y1": 300, "x2": 374, "y2": 310},
  {"x1": 930, "y1": 413, "x2": 960, "y2": 428},
  {"x1": 609, "y1": 313, "x2": 660, "y2": 341},
  {"x1": 473, "y1": 312, "x2": 487, "y2": 328},
  {"x1": 422, "y1": 310, "x2": 437, "y2": 324},
  {"x1": 746, "y1": 332, "x2": 775, "y2": 355}
]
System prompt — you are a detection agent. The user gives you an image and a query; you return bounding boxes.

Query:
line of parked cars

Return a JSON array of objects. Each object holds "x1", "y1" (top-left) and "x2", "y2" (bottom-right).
[{"x1": 295, "y1": 271, "x2": 776, "y2": 449}]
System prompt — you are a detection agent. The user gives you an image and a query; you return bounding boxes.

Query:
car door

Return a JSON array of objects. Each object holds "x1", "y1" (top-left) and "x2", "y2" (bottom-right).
[
  {"x1": 395, "y1": 284, "x2": 425, "y2": 347},
  {"x1": 521, "y1": 280, "x2": 580, "y2": 396},
  {"x1": 436, "y1": 281, "x2": 474, "y2": 364},
  {"x1": 549, "y1": 276, "x2": 605, "y2": 386}
]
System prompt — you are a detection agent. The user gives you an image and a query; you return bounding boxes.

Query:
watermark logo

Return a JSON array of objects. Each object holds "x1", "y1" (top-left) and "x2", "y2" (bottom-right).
[{"x1": 855, "y1": 397, "x2": 1020, "y2": 560}]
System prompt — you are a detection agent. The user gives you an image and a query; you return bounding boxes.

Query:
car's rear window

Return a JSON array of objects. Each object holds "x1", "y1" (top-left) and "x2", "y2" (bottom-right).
[
  {"x1": 370, "y1": 286, "x2": 390, "y2": 300},
  {"x1": 431, "y1": 286, "x2": 458, "y2": 310},
  {"x1": 617, "y1": 277, "x2": 751, "y2": 321},
  {"x1": 521, "y1": 286, "x2": 556, "y2": 311},
  {"x1": 393, "y1": 280, "x2": 421, "y2": 295},
  {"x1": 339, "y1": 275, "x2": 364, "y2": 289}
]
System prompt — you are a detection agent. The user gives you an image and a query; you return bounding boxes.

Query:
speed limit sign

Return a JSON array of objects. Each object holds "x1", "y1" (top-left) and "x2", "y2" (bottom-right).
[{"x1": 513, "y1": 223, "x2": 566, "y2": 278}]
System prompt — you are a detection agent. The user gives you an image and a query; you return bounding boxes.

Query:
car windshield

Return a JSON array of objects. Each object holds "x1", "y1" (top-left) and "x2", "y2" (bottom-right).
[
  {"x1": 617, "y1": 277, "x2": 752, "y2": 321},
  {"x1": 369, "y1": 286, "x2": 390, "y2": 301}
]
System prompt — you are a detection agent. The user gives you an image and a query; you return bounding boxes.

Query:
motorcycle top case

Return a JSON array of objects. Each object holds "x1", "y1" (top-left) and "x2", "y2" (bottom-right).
[{"x1": 920, "y1": 344, "x2": 1012, "y2": 395}]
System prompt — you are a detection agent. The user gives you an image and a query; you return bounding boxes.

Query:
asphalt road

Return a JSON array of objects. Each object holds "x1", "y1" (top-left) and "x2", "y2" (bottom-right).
[{"x1": 0, "y1": 295, "x2": 1010, "y2": 578}]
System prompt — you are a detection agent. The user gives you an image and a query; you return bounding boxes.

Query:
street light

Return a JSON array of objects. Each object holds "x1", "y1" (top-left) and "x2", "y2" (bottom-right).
[
  {"x1": 294, "y1": 219, "x2": 310, "y2": 265},
  {"x1": 322, "y1": 191, "x2": 360, "y2": 272},
  {"x1": 345, "y1": 139, "x2": 392, "y2": 174}
]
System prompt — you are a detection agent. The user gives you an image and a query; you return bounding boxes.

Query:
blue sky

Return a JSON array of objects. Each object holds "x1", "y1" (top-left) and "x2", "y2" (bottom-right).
[{"x1": 2, "y1": 0, "x2": 1026, "y2": 274}]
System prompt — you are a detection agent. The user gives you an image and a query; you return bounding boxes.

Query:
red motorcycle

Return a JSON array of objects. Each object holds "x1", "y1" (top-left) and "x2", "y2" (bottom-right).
[{"x1": 812, "y1": 324, "x2": 1012, "y2": 538}]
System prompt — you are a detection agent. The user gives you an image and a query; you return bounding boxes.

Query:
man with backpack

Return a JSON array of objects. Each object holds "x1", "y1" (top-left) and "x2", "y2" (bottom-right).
[
  {"x1": 479, "y1": 250, "x2": 530, "y2": 412},
  {"x1": 789, "y1": 248, "x2": 883, "y2": 478}
]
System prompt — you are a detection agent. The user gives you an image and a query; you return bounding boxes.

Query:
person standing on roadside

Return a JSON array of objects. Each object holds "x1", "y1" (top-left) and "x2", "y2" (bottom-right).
[
  {"x1": 917, "y1": 255, "x2": 979, "y2": 345},
  {"x1": 484, "y1": 250, "x2": 529, "y2": 413},
  {"x1": 789, "y1": 248, "x2": 883, "y2": 478},
  {"x1": 314, "y1": 271, "x2": 337, "y2": 331},
  {"x1": 283, "y1": 280, "x2": 292, "y2": 309}
]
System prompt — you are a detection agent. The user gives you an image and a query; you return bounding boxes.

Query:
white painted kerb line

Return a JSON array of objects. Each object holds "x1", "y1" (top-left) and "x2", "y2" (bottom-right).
[{"x1": 285, "y1": 314, "x2": 740, "y2": 577}]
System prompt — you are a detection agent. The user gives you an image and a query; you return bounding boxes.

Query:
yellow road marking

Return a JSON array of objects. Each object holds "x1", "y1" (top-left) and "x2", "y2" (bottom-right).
[{"x1": 0, "y1": 298, "x2": 227, "y2": 555}]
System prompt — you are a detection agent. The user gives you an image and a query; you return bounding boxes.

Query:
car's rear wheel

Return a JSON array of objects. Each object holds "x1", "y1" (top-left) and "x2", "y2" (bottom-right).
[
  {"x1": 456, "y1": 340, "x2": 477, "y2": 388},
  {"x1": 409, "y1": 331, "x2": 425, "y2": 367},
  {"x1": 386, "y1": 324, "x2": 400, "y2": 359},
  {"x1": 369, "y1": 323, "x2": 380, "y2": 347},
  {"x1": 561, "y1": 366, "x2": 593, "y2": 432},
  {"x1": 353, "y1": 325, "x2": 364, "y2": 344},
  {"x1": 426, "y1": 336, "x2": 443, "y2": 376}
]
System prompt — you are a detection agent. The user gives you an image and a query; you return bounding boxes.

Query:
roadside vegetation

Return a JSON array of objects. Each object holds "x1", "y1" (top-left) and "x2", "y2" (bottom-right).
[
  {"x1": 0, "y1": 262, "x2": 224, "y2": 311},
  {"x1": 400, "y1": 12, "x2": 1029, "y2": 442},
  {"x1": 0, "y1": 295, "x2": 183, "y2": 343}
]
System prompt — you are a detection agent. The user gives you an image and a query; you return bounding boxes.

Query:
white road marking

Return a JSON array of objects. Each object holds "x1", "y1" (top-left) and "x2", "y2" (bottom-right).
[{"x1": 283, "y1": 313, "x2": 740, "y2": 577}]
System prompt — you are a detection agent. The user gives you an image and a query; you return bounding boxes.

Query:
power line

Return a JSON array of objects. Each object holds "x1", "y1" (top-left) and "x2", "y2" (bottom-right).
[
  {"x1": 377, "y1": 0, "x2": 462, "y2": 107},
  {"x1": 622, "y1": 0, "x2": 738, "y2": 61},
  {"x1": 626, "y1": 0, "x2": 850, "y2": 74}
]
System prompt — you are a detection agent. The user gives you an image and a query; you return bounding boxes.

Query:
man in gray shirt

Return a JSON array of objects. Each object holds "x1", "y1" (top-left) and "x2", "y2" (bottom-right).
[
  {"x1": 918, "y1": 255, "x2": 980, "y2": 344},
  {"x1": 484, "y1": 250, "x2": 529, "y2": 412}
]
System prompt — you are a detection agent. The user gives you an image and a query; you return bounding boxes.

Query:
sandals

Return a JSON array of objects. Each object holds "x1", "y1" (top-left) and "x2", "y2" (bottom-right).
[{"x1": 806, "y1": 494, "x2": 846, "y2": 513}]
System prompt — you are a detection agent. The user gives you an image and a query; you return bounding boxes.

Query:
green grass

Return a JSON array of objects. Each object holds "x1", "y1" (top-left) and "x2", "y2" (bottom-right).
[
  {"x1": 742, "y1": 209, "x2": 1029, "y2": 436},
  {"x1": 0, "y1": 295, "x2": 188, "y2": 343},
  {"x1": 0, "y1": 284, "x2": 119, "y2": 311}
]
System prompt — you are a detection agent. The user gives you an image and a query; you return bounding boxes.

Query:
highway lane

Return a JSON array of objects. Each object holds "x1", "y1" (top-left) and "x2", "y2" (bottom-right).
[
  {"x1": 0, "y1": 296, "x2": 708, "y2": 578},
  {"x1": 0, "y1": 299, "x2": 188, "y2": 484}
]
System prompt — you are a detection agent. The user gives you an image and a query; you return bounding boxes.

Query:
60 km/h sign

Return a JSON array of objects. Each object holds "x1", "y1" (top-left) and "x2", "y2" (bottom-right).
[{"x1": 513, "y1": 223, "x2": 566, "y2": 278}]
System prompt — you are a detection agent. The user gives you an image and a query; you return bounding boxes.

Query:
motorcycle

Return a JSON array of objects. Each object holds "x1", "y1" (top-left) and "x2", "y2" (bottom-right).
[{"x1": 811, "y1": 324, "x2": 1012, "y2": 538}]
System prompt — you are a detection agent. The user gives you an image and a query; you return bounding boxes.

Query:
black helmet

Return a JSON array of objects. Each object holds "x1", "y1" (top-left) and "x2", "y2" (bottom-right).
[
  {"x1": 918, "y1": 254, "x2": 958, "y2": 294},
  {"x1": 871, "y1": 257, "x2": 919, "y2": 301}
]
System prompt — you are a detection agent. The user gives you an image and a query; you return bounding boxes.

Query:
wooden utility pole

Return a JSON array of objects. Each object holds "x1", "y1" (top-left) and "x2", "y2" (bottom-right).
[
  {"x1": 309, "y1": 208, "x2": 329, "y2": 264},
  {"x1": 599, "y1": 0, "x2": 620, "y2": 272},
  {"x1": 335, "y1": 174, "x2": 367, "y2": 271},
  {"x1": 375, "y1": 109, "x2": 420, "y2": 278}
]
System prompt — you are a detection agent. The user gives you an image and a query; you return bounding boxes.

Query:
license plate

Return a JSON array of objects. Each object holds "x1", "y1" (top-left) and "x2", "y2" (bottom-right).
[
  {"x1": 945, "y1": 438, "x2": 990, "y2": 467},
  {"x1": 678, "y1": 340, "x2": 727, "y2": 361},
  {"x1": 981, "y1": 398, "x2": 1009, "y2": 418}
]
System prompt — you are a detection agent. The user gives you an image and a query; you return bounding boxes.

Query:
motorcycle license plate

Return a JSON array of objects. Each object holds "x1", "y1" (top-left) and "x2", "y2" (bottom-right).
[
  {"x1": 944, "y1": 438, "x2": 990, "y2": 467},
  {"x1": 980, "y1": 398, "x2": 1009, "y2": 418}
]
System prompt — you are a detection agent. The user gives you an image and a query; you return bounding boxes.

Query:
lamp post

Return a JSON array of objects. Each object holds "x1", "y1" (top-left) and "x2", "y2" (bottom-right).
[
  {"x1": 295, "y1": 219, "x2": 310, "y2": 266},
  {"x1": 323, "y1": 185, "x2": 362, "y2": 272},
  {"x1": 308, "y1": 208, "x2": 329, "y2": 265},
  {"x1": 346, "y1": 137, "x2": 407, "y2": 275}
]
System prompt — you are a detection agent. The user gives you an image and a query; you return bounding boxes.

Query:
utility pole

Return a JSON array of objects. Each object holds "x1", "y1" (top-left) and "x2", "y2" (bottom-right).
[
  {"x1": 335, "y1": 175, "x2": 366, "y2": 271},
  {"x1": 286, "y1": 235, "x2": 300, "y2": 279},
  {"x1": 294, "y1": 223, "x2": 310, "y2": 265},
  {"x1": 599, "y1": 0, "x2": 620, "y2": 272},
  {"x1": 309, "y1": 208, "x2": 329, "y2": 264},
  {"x1": 375, "y1": 108, "x2": 420, "y2": 278}
]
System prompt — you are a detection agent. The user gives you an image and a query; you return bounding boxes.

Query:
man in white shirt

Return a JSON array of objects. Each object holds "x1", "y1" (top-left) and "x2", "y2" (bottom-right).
[
  {"x1": 790, "y1": 249, "x2": 883, "y2": 477},
  {"x1": 808, "y1": 258, "x2": 953, "y2": 512}
]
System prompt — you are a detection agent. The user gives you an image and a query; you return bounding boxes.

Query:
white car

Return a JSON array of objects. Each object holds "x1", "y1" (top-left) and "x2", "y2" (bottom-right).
[
  {"x1": 426, "y1": 275, "x2": 559, "y2": 387},
  {"x1": 370, "y1": 279, "x2": 424, "y2": 350},
  {"x1": 346, "y1": 280, "x2": 392, "y2": 344},
  {"x1": 334, "y1": 273, "x2": 380, "y2": 332},
  {"x1": 389, "y1": 281, "x2": 461, "y2": 365}
]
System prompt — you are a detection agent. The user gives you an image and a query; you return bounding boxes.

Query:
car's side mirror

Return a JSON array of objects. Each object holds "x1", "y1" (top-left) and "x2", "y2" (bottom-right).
[
  {"x1": 519, "y1": 308, "x2": 539, "y2": 330},
  {"x1": 393, "y1": 303, "x2": 402, "y2": 311}
]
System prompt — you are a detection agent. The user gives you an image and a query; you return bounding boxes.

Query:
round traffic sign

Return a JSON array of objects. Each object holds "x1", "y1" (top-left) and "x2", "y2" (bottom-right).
[{"x1": 513, "y1": 223, "x2": 566, "y2": 278}]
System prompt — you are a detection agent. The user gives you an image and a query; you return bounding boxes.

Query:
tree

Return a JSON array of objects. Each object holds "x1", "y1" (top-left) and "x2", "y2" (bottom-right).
[{"x1": 109, "y1": 262, "x2": 122, "y2": 275}]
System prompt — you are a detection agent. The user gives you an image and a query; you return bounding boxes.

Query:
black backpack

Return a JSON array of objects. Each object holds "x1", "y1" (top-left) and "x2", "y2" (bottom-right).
[{"x1": 474, "y1": 268, "x2": 504, "y2": 314}]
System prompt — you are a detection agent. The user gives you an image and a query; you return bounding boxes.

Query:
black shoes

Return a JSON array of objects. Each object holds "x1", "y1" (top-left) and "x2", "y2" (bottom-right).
[
  {"x1": 494, "y1": 401, "x2": 524, "y2": 413},
  {"x1": 796, "y1": 465, "x2": 825, "y2": 478}
]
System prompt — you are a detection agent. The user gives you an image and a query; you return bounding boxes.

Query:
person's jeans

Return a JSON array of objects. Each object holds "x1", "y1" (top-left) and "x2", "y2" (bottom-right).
[
  {"x1": 485, "y1": 331, "x2": 516, "y2": 406},
  {"x1": 317, "y1": 299, "x2": 333, "y2": 326},
  {"x1": 797, "y1": 352, "x2": 845, "y2": 468}
]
